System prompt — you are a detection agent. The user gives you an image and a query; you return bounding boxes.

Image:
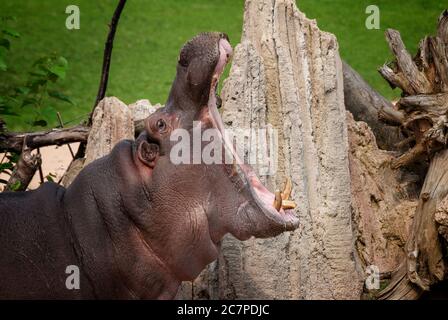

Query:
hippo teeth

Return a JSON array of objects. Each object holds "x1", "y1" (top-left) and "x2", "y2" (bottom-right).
[
  {"x1": 274, "y1": 190, "x2": 282, "y2": 211},
  {"x1": 281, "y1": 200, "x2": 297, "y2": 210},
  {"x1": 281, "y1": 178, "x2": 292, "y2": 200},
  {"x1": 273, "y1": 178, "x2": 297, "y2": 211}
]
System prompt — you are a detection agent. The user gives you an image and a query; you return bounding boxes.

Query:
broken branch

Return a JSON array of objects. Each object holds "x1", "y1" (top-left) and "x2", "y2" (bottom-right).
[{"x1": 0, "y1": 125, "x2": 89, "y2": 153}]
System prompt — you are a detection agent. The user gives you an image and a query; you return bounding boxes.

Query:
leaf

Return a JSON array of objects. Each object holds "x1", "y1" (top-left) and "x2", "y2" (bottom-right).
[
  {"x1": 32, "y1": 56, "x2": 50, "y2": 67},
  {"x1": 9, "y1": 180, "x2": 21, "y2": 191},
  {"x1": 21, "y1": 97, "x2": 39, "y2": 107},
  {"x1": 7, "y1": 153, "x2": 20, "y2": 163},
  {"x1": 48, "y1": 72, "x2": 59, "y2": 83},
  {"x1": 32, "y1": 119, "x2": 47, "y2": 127},
  {"x1": 15, "y1": 86, "x2": 30, "y2": 95},
  {"x1": 0, "y1": 38, "x2": 10, "y2": 50},
  {"x1": 0, "y1": 162, "x2": 13, "y2": 171},
  {"x1": 29, "y1": 70, "x2": 47, "y2": 77},
  {"x1": 0, "y1": 107, "x2": 18, "y2": 116},
  {"x1": 56, "y1": 56, "x2": 68, "y2": 68},
  {"x1": 2, "y1": 28, "x2": 20, "y2": 38},
  {"x1": 46, "y1": 172, "x2": 56, "y2": 182},
  {"x1": 48, "y1": 64, "x2": 66, "y2": 80},
  {"x1": 48, "y1": 90, "x2": 73, "y2": 104},
  {"x1": 28, "y1": 78, "x2": 47, "y2": 93}
]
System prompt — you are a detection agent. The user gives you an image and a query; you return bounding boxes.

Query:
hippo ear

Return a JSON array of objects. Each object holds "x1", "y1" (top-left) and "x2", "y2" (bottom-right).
[{"x1": 137, "y1": 139, "x2": 159, "y2": 168}]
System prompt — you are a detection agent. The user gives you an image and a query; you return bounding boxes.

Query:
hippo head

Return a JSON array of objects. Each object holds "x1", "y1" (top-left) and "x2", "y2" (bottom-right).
[{"x1": 132, "y1": 33, "x2": 299, "y2": 281}]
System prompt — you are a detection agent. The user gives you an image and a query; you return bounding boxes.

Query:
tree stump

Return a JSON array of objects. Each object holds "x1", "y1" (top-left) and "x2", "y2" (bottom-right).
[
  {"x1": 62, "y1": 97, "x2": 134, "y2": 186},
  {"x1": 377, "y1": 10, "x2": 448, "y2": 299},
  {"x1": 182, "y1": 0, "x2": 362, "y2": 300}
]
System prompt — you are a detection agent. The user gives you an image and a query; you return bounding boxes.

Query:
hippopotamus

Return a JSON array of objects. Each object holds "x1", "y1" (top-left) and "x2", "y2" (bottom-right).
[{"x1": 0, "y1": 32, "x2": 299, "y2": 299}]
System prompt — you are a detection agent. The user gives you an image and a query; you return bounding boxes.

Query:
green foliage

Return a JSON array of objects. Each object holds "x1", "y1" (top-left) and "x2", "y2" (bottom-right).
[
  {"x1": 0, "y1": 16, "x2": 73, "y2": 191},
  {"x1": 0, "y1": 16, "x2": 20, "y2": 72},
  {"x1": 0, "y1": 152, "x2": 19, "y2": 189},
  {"x1": 45, "y1": 172, "x2": 56, "y2": 182},
  {"x1": 8, "y1": 180, "x2": 21, "y2": 191},
  {"x1": 0, "y1": 16, "x2": 73, "y2": 130},
  {"x1": 0, "y1": 0, "x2": 444, "y2": 131}
]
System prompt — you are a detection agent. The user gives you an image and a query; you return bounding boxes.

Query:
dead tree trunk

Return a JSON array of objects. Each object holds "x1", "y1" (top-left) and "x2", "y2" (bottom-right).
[
  {"x1": 178, "y1": 0, "x2": 363, "y2": 300},
  {"x1": 178, "y1": 0, "x2": 438, "y2": 301},
  {"x1": 61, "y1": 97, "x2": 134, "y2": 186},
  {"x1": 342, "y1": 61, "x2": 405, "y2": 150},
  {"x1": 377, "y1": 10, "x2": 448, "y2": 300}
]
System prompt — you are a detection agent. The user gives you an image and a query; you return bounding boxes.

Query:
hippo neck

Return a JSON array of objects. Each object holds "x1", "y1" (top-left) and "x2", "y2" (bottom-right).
[
  {"x1": 166, "y1": 72, "x2": 190, "y2": 110},
  {"x1": 64, "y1": 141, "x2": 181, "y2": 299}
]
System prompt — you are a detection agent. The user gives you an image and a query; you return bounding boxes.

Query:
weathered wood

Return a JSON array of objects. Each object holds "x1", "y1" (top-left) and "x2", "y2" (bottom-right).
[
  {"x1": 181, "y1": 0, "x2": 362, "y2": 300},
  {"x1": 429, "y1": 36, "x2": 448, "y2": 93},
  {"x1": 379, "y1": 63, "x2": 412, "y2": 92},
  {"x1": 342, "y1": 61, "x2": 404, "y2": 150},
  {"x1": 4, "y1": 147, "x2": 41, "y2": 192},
  {"x1": 378, "y1": 11, "x2": 448, "y2": 169},
  {"x1": 391, "y1": 142, "x2": 426, "y2": 169},
  {"x1": 435, "y1": 195, "x2": 448, "y2": 243},
  {"x1": 378, "y1": 263, "x2": 422, "y2": 300},
  {"x1": 377, "y1": 10, "x2": 448, "y2": 299},
  {"x1": 406, "y1": 150, "x2": 448, "y2": 287},
  {"x1": 400, "y1": 93, "x2": 448, "y2": 109},
  {"x1": 61, "y1": 97, "x2": 134, "y2": 186},
  {"x1": 383, "y1": 29, "x2": 432, "y2": 94},
  {"x1": 0, "y1": 126, "x2": 89, "y2": 154},
  {"x1": 379, "y1": 153, "x2": 448, "y2": 300}
]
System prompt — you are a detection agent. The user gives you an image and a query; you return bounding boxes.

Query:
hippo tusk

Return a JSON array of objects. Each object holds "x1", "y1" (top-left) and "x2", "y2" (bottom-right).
[
  {"x1": 280, "y1": 178, "x2": 297, "y2": 210},
  {"x1": 281, "y1": 200, "x2": 297, "y2": 210},
  {"x1": 281, "y1": 178, "x2": 292, "y2": 200},
  {"x1": 274, "y1": 190, "x2": 282, "y2": 211}
]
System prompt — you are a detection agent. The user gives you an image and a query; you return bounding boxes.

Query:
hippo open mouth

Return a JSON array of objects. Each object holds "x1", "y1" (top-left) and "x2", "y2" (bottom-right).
[
  {"x1": 0, "y1": 32, "x2": 302, "y2": 300},
  {"x1": 204, "y1": 35, "x2": 299, "y2": 238},
  {"x1": 140, "y1": 32, "x2": 299, "y2": 252}
]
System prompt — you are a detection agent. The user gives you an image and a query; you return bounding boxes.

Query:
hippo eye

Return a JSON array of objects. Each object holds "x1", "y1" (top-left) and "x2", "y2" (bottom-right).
[{"x1": 156, "y1": 119, "x2": 166, "y2": 132}]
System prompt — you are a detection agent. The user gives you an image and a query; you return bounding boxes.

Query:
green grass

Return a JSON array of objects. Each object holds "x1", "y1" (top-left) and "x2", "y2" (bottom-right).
[
  {"x1": 0, "y1": 0, "x2": 445, "y2": 130},
  {"x1": 299, "y1": 0, "x2": 445, "y2": 101}
]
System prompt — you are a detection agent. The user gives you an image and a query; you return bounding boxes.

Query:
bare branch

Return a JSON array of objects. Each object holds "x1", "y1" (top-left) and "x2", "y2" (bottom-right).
[
  {"x1": 4, "y1": 145, "x2": 41, "y2": 192},
  {"x1": 0, "y1": 126, "x2": 89, "y2": 153},
  {"x1": 384, "y1": 29, "x2": 432, "y2": 94},
  {"x1": 342, "y1": 61, "x2": 405, "y2": 150},
  {"x1": 90, "y1": 0, "x2": 127, "y2": 124}
]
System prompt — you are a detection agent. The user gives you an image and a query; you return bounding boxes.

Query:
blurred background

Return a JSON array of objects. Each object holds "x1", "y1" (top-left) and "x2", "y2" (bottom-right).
[{"x1": 0, "y1": 0, "x2": 445, "y2": 131}]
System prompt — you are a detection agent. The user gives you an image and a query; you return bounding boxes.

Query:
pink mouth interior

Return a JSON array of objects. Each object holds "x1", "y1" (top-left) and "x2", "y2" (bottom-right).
[{"x1": 207, "y1": 38, "x2": 293, "y2": 217}]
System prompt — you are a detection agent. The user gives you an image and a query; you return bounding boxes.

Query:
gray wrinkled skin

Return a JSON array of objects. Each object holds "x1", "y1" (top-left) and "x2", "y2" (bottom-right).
[{"x1": 0, "y1": 33, "x2": 299, "y2": 299}]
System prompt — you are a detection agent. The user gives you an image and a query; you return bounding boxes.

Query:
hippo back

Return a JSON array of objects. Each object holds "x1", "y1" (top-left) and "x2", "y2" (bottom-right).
[{"x1": 0, "y1": 183, "x2": 88, "y2": 299}]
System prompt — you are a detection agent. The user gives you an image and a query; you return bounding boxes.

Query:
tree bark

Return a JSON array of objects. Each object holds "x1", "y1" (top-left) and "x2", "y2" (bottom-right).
[
  {"x1": 0, "y1": 126, "x2": 89, "y2": 154},
  {"x1": 342, "y1": 61, "x2": 405, "y2": 150},
  {"x1": 61, "y1": 97, "x2": 134, "y2": 186},
  {"x1": 176, "y1": 0, "x2": 363, "y2": 300},
  {"x1": 4, "y1": 147, "x2": 41, "y2": 192},
  {"x1": 91, "y1": 0, "x2": 128, "y2": 123},
  {"x1": 377, "y1": 10, "x2": 448, "y2": 299}
]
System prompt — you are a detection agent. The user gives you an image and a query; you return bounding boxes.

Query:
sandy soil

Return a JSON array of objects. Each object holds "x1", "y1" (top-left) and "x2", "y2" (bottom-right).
[{"x1": 0, "y1": 143, "x2": 78, "y2": 190}]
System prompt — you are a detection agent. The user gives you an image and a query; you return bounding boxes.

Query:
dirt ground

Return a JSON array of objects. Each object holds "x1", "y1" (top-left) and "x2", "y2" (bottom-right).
[{"x1": 0, "y1": 143, "x2": 78, "y2": 190}]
